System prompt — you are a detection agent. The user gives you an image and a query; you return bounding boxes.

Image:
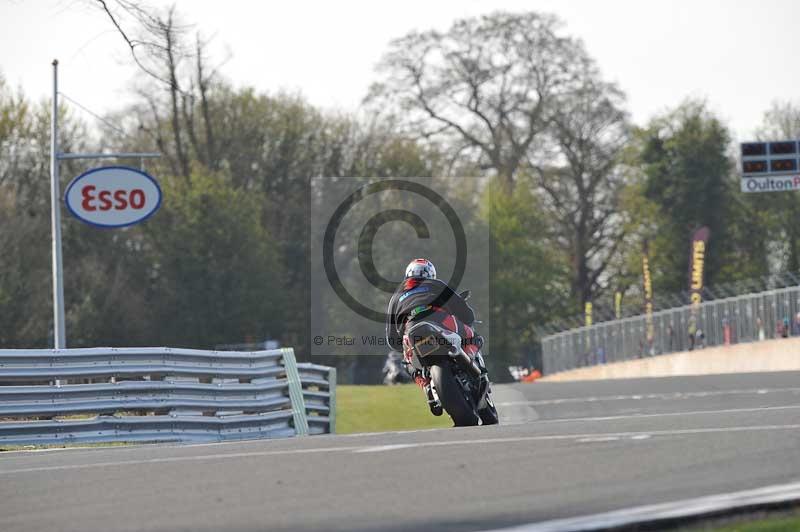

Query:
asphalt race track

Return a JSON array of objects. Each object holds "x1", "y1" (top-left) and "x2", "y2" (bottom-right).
[{"x1": 3, "y1": 371, "x2": 800, "y2": 532}]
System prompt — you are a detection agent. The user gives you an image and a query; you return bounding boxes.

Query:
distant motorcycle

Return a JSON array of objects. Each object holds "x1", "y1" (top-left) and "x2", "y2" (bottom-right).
[
  {"x1": 404, "y1": 290, "x2": 499, "y2": 426},
  {"x1": 383, "y1": 351, "x2": 412, "y2": 385}
]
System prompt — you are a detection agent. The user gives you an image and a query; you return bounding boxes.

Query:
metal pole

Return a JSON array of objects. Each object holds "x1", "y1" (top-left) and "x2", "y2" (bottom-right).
[{"x1": 50, "y1": 59, "x2": 66, "y2": 349}]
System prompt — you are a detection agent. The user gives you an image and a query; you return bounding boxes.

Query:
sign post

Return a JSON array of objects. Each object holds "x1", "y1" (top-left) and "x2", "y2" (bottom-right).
[
  {"x1": 50, "y1": 60, "x2": 65, "y2": 349},
  {"x1": 49, "y1": 59, "x2": 161, "y2": 348}
]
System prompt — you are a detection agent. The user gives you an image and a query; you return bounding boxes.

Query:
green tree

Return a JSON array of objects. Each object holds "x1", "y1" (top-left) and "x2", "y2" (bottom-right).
[
  {"x1": 539, "y1": 71, "x2": 630, "y2": 310},
  {"x1": 371, "y1": 11, "x2": 631, "y2": 315},
  {"x1": 0, "y1": 75, "x2": 103, "y2": 347},
  {"x1": 142, "y1": 172, "x2": 286, "y2": 348},
  {"x1": 753, "y1": 101, "x2": 800, "y2": 272},
  {"x1": 636, "y1": 100, "x2": 754, "y2": 295},
  {"x1": 482, "y1": 177, "x2": 568, "y2": 374},
  {"x1": 0, "y1": 79, "x2": 51, "y2": 347}
]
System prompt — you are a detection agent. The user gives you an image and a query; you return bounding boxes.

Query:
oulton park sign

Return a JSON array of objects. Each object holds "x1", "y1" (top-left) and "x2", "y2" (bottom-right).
[
  {"x1": 740, "y1": 140, "x2": 800, "y2": 193},
  {"x1": 65, "y1": 166, "x2": 162, "y2": 228},
  {"x1": 740, "y1": 175, "x2": 800, "y2": 193}
]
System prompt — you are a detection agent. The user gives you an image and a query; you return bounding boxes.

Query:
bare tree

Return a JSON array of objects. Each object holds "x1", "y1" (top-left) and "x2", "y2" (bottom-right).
[
  {"x1": 369, "y1": 11, "x2": 592, "y2": 191},
  {"x1": 756, "y1": 101, "x2": 800, "y2": 271},
  {"x1": 759, "y1": 101, "x2": 800, "y2": 140},
  {"x1": 195, "y1": 33, "x2": 217, "y2": 170},
  {"x1": 94, "y1": 0, "x2": 182, "y2": 86},
  {"x1": 537, "y1": 74, "x2": 630, "y2": 307},
  {"x1": 93, "y1": 1, "x2": 223, "y2": 179},
  {"x1": 371, "y1": 11, "x2": 630, "y2": 310}
]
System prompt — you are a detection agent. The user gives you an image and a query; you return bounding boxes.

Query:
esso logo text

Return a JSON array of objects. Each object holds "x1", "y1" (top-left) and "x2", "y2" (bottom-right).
[{"x1": 65, "y1": 166, "x2": 162, "y2": 228}]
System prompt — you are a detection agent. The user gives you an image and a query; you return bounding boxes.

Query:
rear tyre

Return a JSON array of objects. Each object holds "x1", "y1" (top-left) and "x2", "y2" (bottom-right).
[
  {"x1": 430, "y1": 364, "x2": 479, "y2": 427},
  {"x1": 478, "y1": 395, "x2": 499, "y2": 425}
]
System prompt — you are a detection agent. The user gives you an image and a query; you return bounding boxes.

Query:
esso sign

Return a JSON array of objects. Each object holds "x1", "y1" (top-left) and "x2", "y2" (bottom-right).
[{"x1": 65, "y1": 166, "x2": 162, "y2": 228}]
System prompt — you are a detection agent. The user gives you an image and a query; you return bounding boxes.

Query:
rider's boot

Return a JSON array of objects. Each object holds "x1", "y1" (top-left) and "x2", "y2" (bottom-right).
[
  {"x1": 419, "y1": 377, "x2": 443, "y2": 416},
  {"x1": 426, "y1": 385, "x2": 443, "y2": 416}
]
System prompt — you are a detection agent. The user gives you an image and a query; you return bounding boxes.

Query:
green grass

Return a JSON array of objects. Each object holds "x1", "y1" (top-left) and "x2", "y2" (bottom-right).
[
  {"x1": 688, "y1": 510, "x2": 800, "y2": 531},
  {"x1": 336, "y1": 384, "x2": 452, "y2": 434},
  {"x1": 711, "y1": 515, "x2": 800, "y2": 531},
  {"x1": 0, "y1": 441, "x2": 133, "y2": 452}
]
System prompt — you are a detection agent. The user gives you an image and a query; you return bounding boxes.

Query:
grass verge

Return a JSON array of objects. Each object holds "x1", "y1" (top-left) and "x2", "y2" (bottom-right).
[
  {"x1": 0, "y1": 441, "x2": 133, "y2": 452},
  {"x1": 1, "y1": 385, "x2": 447, "y2": 443},
  {"x1": 687, "y1": 508, "x2": 800, "y2": 531},
  {"x1": 710, "y1": 514, "x2": 800, "y2": 531},
  {"x1": 336, "y1": 384, "x2": 452, "y2": 434}
]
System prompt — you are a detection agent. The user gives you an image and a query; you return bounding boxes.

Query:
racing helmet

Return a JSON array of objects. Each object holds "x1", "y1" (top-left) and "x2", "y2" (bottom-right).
[{"x1": 405, "y1": 258, "x2": 436, "y2": 280}]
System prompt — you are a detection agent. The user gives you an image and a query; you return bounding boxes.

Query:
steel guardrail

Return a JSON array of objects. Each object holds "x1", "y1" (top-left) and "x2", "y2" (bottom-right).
[
  {"x1": 297, "y1": 362, "x2": 337, "y2": 435},
  {"x1": 541, "y1": 285, "x2": 800, "y2": 375},
  {"x1": 0, "y1": 347, "x2": 336, "y2": 445}
]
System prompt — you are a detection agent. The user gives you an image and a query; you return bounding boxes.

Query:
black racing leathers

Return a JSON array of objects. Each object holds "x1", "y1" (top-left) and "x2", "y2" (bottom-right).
[{"x1": 385, "y1": 278, "x2": 475, "y2": 350}]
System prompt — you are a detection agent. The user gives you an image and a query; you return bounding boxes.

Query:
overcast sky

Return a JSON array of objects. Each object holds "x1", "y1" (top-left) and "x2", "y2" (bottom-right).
[{"x1": 1, "y1": 0, "x2": 799, "y2": 141}]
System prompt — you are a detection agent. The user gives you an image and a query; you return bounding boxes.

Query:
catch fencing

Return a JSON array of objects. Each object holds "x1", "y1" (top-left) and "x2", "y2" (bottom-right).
[
  {"x1": 0, "y1": 347, "x2": 336, "y2": 446},
  {"x1": 542, "y1": 286, "x2": 800, "y2": 374}
]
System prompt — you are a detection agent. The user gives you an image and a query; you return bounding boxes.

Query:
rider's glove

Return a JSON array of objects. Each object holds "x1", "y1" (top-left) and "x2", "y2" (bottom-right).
[{"x1": 474, "y1": 335, "x2": 484, "y2": 350}]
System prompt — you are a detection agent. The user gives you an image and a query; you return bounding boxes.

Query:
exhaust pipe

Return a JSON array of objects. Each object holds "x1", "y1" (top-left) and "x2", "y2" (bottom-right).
[{"x1": 453, "y1": 349, "x2": 482, "y2": 378}]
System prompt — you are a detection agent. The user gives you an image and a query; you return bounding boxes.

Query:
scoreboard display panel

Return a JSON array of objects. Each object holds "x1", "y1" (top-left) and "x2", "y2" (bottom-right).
[
  {"x1": 769, "y1": 141, "x2": 797, "y2": 155},
  {"x1": 742, "y1": 160, "x2": 768, "y2": 174},
  {"x1": 741, "y1": 143, "x2": 767, "y2": 156},
  {"x1": 741, "y1": 139, "x2": 800, "y2": 178},
  {"x1": 771, "y1": 159, "x2": 798, "y2": 172}
]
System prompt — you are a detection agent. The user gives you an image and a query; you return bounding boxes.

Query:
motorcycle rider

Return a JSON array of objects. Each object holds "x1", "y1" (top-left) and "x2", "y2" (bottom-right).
[{"x1": 385, "y1": 258, "x2": 486, "y2": 414}]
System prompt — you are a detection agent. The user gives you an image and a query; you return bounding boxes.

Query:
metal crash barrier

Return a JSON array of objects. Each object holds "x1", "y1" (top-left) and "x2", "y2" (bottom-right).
[
  {"x1": 0, "y1": 347, "x2": 336, "y2": 445},
  {"x1": 542, "y1": 286, "x2": 800, "y2": 374}
]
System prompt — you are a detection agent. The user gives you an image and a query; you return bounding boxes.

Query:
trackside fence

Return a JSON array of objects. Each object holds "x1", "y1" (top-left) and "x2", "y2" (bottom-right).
[
  {"x1": 542, "y1": 286, "x2": 800, "y2": 375},
  {"x1": 0, "y1": 347, "x2": 336, "y2": 446}
]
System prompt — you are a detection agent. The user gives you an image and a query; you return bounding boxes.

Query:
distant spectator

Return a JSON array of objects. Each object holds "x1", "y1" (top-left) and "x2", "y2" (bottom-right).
[
  {"x1": 756, "y1": 317, "x2": 765, "y2": 341},
  {"x1": 695, "y1": 328, "x2": 705, "y2": 349},
  {"x1": 777, "y1": 319, "x2": 789, "y2": 338},
  {"x1": 722, "y1": 317, "x2": 731, "y2": 346},
  {"x1": 667, "y1": 324, "x2": 676, "y2": 352},
  {"x1": 793, "y1": 313, "x2": 800, "y2": 336}
]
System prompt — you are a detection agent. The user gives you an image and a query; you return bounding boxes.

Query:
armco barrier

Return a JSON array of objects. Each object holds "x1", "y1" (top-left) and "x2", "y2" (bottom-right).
[
  {"x1": 297, "y1": 362, "x2": 337, "y2": 436},
  {"x1": 0, "y1": 347, "x2": 336, "y2": 445}
]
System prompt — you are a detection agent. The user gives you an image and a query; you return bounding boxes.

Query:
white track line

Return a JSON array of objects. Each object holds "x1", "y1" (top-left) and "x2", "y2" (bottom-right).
[
  {"x1": 525, "y1": 404, "x2": 800, "y2": 424},
  {"x1": 342, "y1": 423, "x2": 800, "y2": 453},
  {"x1": 2, "y1": 422, "x2": 799, "y2": 474},
  {"x1": 0, "y1": 446, "x2": 360, "y2": 475},
  {"x1": 483, "y1": 479, "x2": 800, "y2": 531},
  {"x1": 497, "y1": 386, "x2": 800, "y2": 406}
]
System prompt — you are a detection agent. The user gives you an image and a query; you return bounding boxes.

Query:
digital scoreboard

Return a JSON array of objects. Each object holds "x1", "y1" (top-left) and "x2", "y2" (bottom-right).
[{"x1": 740, "y1": 140, "x2": 800, "y2": 193}]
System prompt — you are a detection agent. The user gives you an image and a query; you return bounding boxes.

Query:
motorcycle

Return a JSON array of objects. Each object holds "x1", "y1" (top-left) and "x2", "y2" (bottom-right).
[
  {"x1": 403, "y1": 290, "x2": 499, "y2": 426},
  {"x1": 383, "y1": 351, "x2": 413, "y2": 385}
]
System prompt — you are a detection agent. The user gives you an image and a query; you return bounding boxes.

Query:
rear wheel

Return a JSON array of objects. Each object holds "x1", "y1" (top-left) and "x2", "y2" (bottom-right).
[
  {"x1": 478, "y1": 395, "x2": 499, "y2": 425},
  {"x1": 430, "y1": 364, "x2": 479, "y2": 427}
]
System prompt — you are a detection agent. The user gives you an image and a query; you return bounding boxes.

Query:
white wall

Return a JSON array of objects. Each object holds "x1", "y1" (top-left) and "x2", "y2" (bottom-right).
[{"x1": 541, "y1": 338, "x2": 800, "y2": 382}]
